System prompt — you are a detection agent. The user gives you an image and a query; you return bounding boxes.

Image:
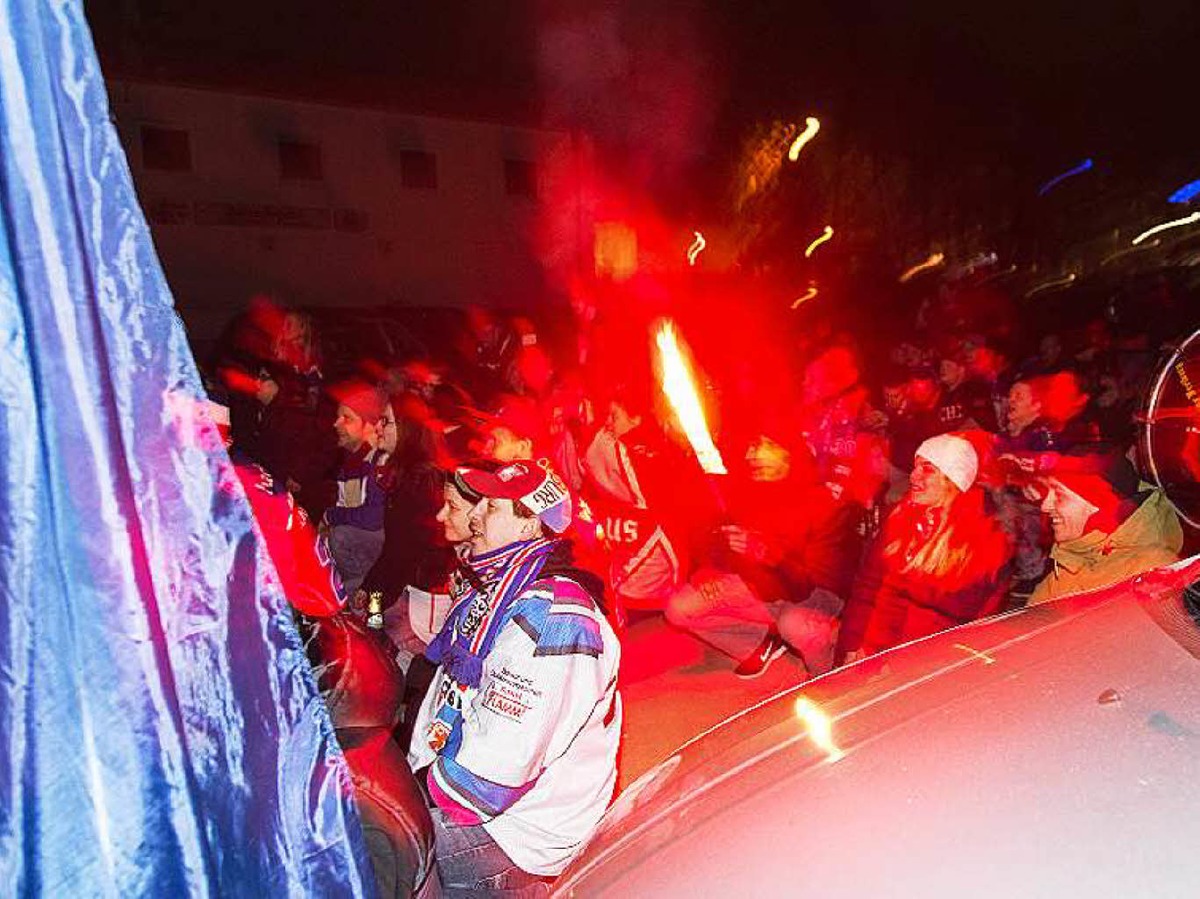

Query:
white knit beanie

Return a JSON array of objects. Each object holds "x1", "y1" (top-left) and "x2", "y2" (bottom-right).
[{"x1": 915, "y1": 434, "x2": 978, "y2": 493}]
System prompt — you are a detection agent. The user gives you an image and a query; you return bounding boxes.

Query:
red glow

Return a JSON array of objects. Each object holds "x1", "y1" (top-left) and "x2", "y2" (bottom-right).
[
  {"x1": 1030, "y1": 371, "x2": 1089, "y2": 428},
  {"x1": 218, "y1": 365, "x2": 260, "y2": 398}
]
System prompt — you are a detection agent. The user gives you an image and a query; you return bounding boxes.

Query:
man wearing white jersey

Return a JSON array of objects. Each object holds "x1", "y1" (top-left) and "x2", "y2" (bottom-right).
[{"x1": 407, "y1": 459, "x2": 621, "y2": 896}]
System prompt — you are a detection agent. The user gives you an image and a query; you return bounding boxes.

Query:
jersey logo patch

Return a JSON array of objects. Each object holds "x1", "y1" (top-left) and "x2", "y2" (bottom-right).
[{"x1": 426, "y1": 720, "x2": 451, "y2": 753}]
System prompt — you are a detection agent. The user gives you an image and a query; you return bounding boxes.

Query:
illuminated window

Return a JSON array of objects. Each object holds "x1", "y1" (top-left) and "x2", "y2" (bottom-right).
[
  {"x1": 399, "y1": 150, "x2": 438, "y2": 189},
  {"x1": 504, "y1": 159, "x2": 537, "y2": 199},
  {"x1": 594, "y1": 221, "x2": 637, "y2": 281},
  {"x1": 140, "y1": 125, "x2": 191, "y2": 172},
  {"x1": 278, "y1": 139, "x2": 323, "y2": 181}
]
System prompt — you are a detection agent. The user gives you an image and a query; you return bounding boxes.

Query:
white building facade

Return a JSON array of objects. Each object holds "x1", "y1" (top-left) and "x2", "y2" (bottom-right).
[{"x1": 108, "y1": 80, "x2": 588, "y2": 341}]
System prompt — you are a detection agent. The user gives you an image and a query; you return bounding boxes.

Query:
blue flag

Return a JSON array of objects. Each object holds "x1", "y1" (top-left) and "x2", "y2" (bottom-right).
[{"x1": 0, "y1": 2, "x2": 375, "y2": 895}]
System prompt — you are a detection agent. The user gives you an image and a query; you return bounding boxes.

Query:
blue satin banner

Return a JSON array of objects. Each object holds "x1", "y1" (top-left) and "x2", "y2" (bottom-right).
[{"x1": 0, "y1": 2, "x2": 375, "y2": 895}]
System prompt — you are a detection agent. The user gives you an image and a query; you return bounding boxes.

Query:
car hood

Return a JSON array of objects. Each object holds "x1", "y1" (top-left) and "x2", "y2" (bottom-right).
[{"x1": 555, "y1": 556, "x2": 1200, "y2": 897}]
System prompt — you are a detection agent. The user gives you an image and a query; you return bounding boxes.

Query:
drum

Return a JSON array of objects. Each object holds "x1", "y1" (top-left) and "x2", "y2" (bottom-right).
[
  {"x1": 1137, "y1": 327, "x2": 1200, "y2": 529},
  {"x1": 302, "y1": 613, "x2": 404, "y2": 730},
  {"x1": 302, "y1": 616, "x2": 436, "y2": 896}
]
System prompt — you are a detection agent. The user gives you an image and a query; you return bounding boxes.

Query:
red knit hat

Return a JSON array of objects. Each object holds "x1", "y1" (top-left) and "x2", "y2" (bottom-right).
[
  {"x1": 329, "y1": 380, "x2": 386, "y2": 425},
  {"x1": 1046, "y1": 451, "x2": 1140, "y2": 510}
]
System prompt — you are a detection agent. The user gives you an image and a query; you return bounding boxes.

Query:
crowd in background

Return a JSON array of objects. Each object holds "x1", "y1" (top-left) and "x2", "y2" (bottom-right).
[{"x1": 202, "y1": 275, "x2": 1197, "y2": 681}]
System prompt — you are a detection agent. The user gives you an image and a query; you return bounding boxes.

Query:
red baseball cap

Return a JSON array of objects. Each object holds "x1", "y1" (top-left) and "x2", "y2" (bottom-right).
[{"x1": 456, "y1": 459, "x2": 573, "y2": 534}]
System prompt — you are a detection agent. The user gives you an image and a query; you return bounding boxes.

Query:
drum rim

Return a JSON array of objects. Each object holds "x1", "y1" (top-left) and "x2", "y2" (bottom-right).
[{"x1": 1141, "y1": 327, "x2": 1200, "y2": 529}]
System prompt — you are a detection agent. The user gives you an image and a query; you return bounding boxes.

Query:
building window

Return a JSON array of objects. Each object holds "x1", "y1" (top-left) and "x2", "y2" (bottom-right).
[
  {"x1": 504, "y1": 159, "x2": 537, "y2": 199},
  {"x1": 278, "y1": 139, "x2": 323, "y2": 181},
  {"x1": 141, "y1": 126, "x2": 191, "y2": 172},
  {"x1": 399, "y1": 150, "x2": 437, "y2": 190}
]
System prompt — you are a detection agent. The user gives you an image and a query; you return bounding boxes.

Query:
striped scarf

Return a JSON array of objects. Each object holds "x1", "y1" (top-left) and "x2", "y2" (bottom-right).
[{"x1": 426, "y1": 537, "x2": 557, "y2": 688}]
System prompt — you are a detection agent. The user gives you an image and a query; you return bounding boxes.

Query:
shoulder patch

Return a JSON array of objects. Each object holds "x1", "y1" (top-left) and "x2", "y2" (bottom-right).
[
  {"x1": 536, "y1": 579, "x2": 604, "y2": 658},
  {"x1": 510, "y1": 596, "x2": 551, "y2": 643},
  {"x1": 509, "y1": 578, "x2": 606, "y2": 657},
  {"x1": 542, "y1": 575, "x2": 600, "y2": 612},
  {"x1": 534, "y1": 611, "x2": 604, "y2": 658}
]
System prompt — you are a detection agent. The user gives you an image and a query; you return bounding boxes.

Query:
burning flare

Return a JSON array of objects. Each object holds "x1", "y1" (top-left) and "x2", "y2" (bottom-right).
[
  {"x1": 805, "y1": 225, "x2": 834, "y2": 258},
  {"x1": 655, "y1": 320, "x2": 726, "y2": 475},
  {"x1": 794, "y1": 697, "x2": 844, "y2": 762},
  {"x1": 687, "y1": 230, "x2": 707, "y2": 266},
  {"x1": 787, "y1": 116, "x2": 821, "y2": 162}
]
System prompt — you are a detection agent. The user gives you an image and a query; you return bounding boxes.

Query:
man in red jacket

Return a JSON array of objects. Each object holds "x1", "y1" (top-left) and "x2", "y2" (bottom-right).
[{"x1": 666, "y1": 426, "x2": 860, "y2": 679}]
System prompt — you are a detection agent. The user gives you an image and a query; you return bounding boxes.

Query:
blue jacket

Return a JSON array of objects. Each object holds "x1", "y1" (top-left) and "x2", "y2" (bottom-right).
[{"x1": 324, "y1": 446, "x2": 388, "y2": 531}]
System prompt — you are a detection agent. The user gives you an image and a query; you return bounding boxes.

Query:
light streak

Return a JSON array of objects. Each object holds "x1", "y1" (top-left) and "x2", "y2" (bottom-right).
[
  {"x1": 787, "y1": 116, "x2": 821, "y2": 162},
  {"x1": 1101, "y1": 239, "x2": 1159, "y2": 266},
  {"x1": 963, "y1": 250, "x2": 998, "y2": 270},
  {"x1": 1131, "y1": 211, "x2": 1200, "y2": 246},
  {"x1": 898, "y1": 252, "x2": 945, "y2": 283},
  {"x1": 794, "y1": 697, "x2": 844, "y2": 762},
  {"x1": 1024, "y1": 273, "x2": 1077, "y2": 298},
  {"x1": 952, "y1": 643, "x2": 996, "y2": 665},
  {"x1": 686, "y1": 230, "x2": 706, "y2": 266},
  {"x1": 655, "y1": 320, "x2": 726, "y2": 475},
  {"x1": 1168, "y1": 178, "x2": 1200, "y2": 204},
  {"x1": 1037, "y1": 158, "x2": 1094, "y2": 196},
  {"x1": 791, "y1": 285, "x2": 818, "y2": 309},
  {"x1": 978, "y1": 264, "x2": 1017, "y2": 285},
  {"x1": 804, "y1": 225, "x2": 834, "y2": 258}
]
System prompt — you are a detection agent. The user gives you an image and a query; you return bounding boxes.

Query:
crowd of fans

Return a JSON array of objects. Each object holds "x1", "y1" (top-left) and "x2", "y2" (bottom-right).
[
  {"x1": 201, "y1": 278, "x2": 1195, "y2": 895},
  {"x1": 204, "y1": 282, "x2": 1197, "y2": 674}
]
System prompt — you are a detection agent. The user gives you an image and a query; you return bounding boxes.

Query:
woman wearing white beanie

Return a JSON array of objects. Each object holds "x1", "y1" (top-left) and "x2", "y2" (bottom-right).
[
  {"x1": 913, "y1": 433, "x2": 979, "y2": 495},
  {"x1": 837, "y1": 431, "x2": 1011, "y2": 661}
]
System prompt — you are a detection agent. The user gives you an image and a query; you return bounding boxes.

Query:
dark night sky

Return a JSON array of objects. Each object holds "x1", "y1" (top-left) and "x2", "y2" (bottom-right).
[{"x1": 86, "y1": 1, "x2": 1200, "y2": 193}]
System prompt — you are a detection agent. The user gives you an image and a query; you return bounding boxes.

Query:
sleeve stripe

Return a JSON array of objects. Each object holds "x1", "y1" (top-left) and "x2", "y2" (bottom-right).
[
  {"x1": 549, "y1": 593, "x2": 595, "y2": 610},
  {"x1": 512, "y1": 612, "x2": 541, "y2": 642},
  {"x1": 430, "y1": 761, "x2": 490, "y2": 819},
  {"x1": 549, "y1": 603, "x2": 606, "y2": 628},
  {"x1": 427, "y1": 770, "x2": 484, "y2": 826},
  {"x1": 433, "y1": 754, "x2": 537, "y2": 819},
  {"x1": 533, "y1": 641, "x2": 602, "y2": 659}
]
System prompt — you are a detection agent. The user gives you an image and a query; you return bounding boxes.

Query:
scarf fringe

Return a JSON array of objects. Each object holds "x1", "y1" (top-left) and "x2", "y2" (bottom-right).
[{"x1": 427, "y1": 538, "x2": 557, "y2": 688}]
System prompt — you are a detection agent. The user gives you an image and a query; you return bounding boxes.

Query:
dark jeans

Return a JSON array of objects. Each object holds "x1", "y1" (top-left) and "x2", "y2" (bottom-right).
[{"x1": 430, "y1": 805, "x2": 552, "y2": 898}]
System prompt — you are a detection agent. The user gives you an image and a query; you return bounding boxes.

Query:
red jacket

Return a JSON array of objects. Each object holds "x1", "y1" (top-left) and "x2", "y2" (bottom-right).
[
  {"x1": 232, "y1": 458, "x2": 345, "y2": 618},
  {"x1": 838, "y1": 491, "x2": 1010, "y2": 658}
]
